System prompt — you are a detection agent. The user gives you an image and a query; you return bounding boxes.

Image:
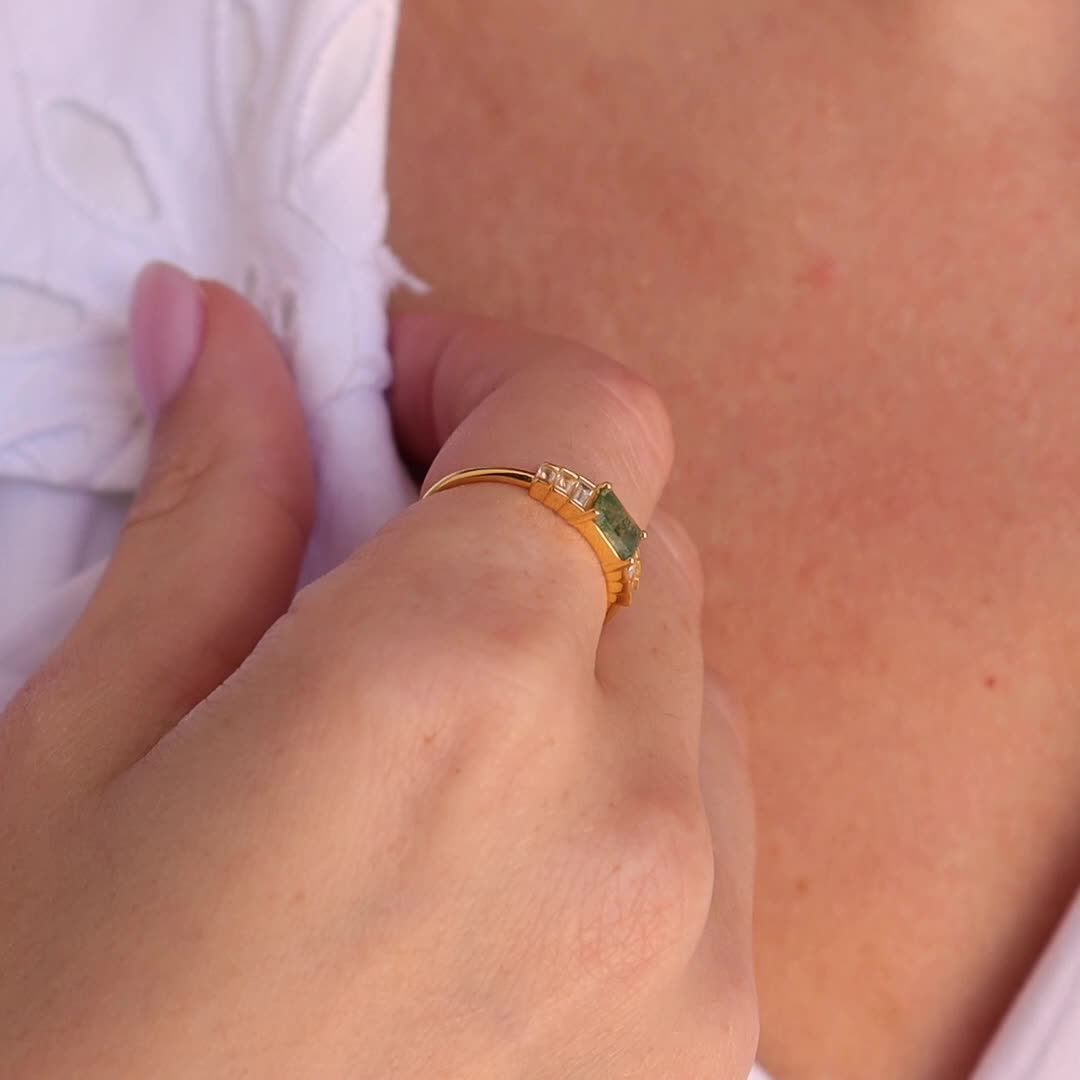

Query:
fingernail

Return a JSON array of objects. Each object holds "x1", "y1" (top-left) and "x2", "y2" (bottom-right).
[{"x1": 129, "y1": 262, "x2": 206, "y2": 419}]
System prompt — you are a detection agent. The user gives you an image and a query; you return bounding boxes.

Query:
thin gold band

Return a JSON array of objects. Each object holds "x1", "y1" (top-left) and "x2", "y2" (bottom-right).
[
  {"x1": 425, "y1": 467, "x2": 535, "y2": 495},
  {"x1": 423, "y1": 463, "x2": 645, "y2": 617}
]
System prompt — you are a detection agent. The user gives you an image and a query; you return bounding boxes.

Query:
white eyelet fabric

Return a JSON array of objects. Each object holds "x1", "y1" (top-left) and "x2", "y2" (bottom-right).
[{"x1": 0, "y1": 0, "x2": 416, "y2": 705}]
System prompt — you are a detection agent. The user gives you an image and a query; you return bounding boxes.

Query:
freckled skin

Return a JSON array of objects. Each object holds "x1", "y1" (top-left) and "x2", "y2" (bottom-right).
[{"x1": 388, "y1": 3, "x2": 1080, "y2": 1077}]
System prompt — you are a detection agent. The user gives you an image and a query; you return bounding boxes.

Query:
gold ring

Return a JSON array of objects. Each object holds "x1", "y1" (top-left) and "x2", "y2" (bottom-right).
[{"x1": 424, "y1": 463, "x2": 646, "y2": 617}]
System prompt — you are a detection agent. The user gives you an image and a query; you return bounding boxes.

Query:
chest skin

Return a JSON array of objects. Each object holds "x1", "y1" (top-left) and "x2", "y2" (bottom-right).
[{"x1": 387, "y1": 3, "x2": 1080, "y2": 1076}]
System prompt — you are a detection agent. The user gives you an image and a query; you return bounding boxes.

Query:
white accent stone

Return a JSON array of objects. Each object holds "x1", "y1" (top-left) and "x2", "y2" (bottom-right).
[
  {"x1": 537, "y1": 463, "x2": 558, "y2": 485},
  {"x1": 554, "y1": 470, "x2": 576, "y2": 494},
  {"x1": 571, "y1": 479, "x2": 596, "y2": 509}
]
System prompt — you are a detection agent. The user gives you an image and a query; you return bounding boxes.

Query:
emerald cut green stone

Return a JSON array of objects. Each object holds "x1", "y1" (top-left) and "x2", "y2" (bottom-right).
[{"x1": 594, "y1": 487, "x2": 643, "y2": 560}]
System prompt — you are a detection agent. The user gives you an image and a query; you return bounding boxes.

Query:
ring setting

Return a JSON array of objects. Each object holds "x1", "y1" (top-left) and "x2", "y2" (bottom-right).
[{"x1": 424, "y1": 463, "x2": 646, "y2": 616}]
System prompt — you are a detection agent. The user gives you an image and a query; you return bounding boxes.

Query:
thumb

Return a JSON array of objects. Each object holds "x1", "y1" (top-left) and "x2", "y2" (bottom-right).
[{"x1": 11, "y1": 264, "x2": 315, "y2": 796}]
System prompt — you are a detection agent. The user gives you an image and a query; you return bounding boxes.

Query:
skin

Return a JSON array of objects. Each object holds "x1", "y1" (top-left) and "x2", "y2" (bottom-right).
[
  {"x1": 0, "y1": 280, "x2": 756, "y2": 1077},
  {"x1": 387, "y1": 2, "x2": 1080, "y2": 1077}
]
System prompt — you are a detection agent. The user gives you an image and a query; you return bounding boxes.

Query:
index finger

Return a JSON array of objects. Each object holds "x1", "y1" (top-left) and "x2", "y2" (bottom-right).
[
  {"x1": 385, "y1": 312, "x2": 675, "y2": 636},
  {"x1": 392, "y1": 313, "x2": 674, "y2": 520}
]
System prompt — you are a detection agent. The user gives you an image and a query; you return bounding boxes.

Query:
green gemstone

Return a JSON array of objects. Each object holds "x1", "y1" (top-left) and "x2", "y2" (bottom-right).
[{"x1": 594, "y1": 487, "x2": 643, "y2": 560}]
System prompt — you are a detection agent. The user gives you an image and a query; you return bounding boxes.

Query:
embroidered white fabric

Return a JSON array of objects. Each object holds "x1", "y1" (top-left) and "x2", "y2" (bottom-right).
[
  {"x1": 0, "y1": 0, "x2": 416, "y2": 705},
  {"x1": 0, "y1": 4, "x2": 1077, "y2": 1078}
]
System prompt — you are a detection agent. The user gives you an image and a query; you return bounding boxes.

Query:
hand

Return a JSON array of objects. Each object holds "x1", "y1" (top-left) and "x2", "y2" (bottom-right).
[{"x1": 0, "y1": 266, "x2": 757, "y2": 1078}]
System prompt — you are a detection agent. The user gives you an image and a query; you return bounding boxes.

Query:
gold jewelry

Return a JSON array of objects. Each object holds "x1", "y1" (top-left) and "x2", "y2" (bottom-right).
[{"x1": 424, "y1": 463, "x2": 645, "y2": 615}]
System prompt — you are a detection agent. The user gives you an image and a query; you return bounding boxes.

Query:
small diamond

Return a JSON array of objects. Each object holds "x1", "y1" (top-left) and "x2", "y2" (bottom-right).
[
  {"x1": 554, "y1": 470, "x2": 576, "y2": 495},
  {"x1": 536, "y1": 463, "x2": 558, "y2": 485},
  {"x1": 570, "y1": 479, "x2": 596, "y2": 509},
  {"x1": 626, "y1": 561, "x2": 638, "y2": 581}
]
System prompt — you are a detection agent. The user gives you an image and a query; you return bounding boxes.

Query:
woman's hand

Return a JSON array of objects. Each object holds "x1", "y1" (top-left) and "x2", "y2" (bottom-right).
[{"x1": 0, "y1": 267, "x2": 757, "y2": 1078}]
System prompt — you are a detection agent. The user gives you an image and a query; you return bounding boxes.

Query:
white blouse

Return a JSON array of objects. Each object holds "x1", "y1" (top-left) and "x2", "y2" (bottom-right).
[{"x1": 0, "y1": 0, "x2": 416, "y2": 704}]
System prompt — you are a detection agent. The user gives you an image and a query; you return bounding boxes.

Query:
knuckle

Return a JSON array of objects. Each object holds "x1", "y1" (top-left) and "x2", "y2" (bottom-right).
[
  {"x1": 581, "y1": 355, "x2": 675, "y2": 472},
  {"x1": 124, "y1": 449, "x2": 218, "y2": 533},
  {"x1": 575, "y1": 782, "x2": 714, "y2": 984},
  {"x1": 285, "y1": 544, "x2": 575, "y2": 753},
  {"x1": 364, "y1": 525, "x2": 578, "y2": 692},
  {"x1": 398, "y1": 616, "x2": 561, "y2": 722},
  {"x1": 458, "y1": 616, "x2": 564, "y2": 686},
  {"x1": 351, "y1": 640, "x2": 560, "y2": 818},
  {"x1": 348, "y1": 604, "x2": 569, "y2": 775}
]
